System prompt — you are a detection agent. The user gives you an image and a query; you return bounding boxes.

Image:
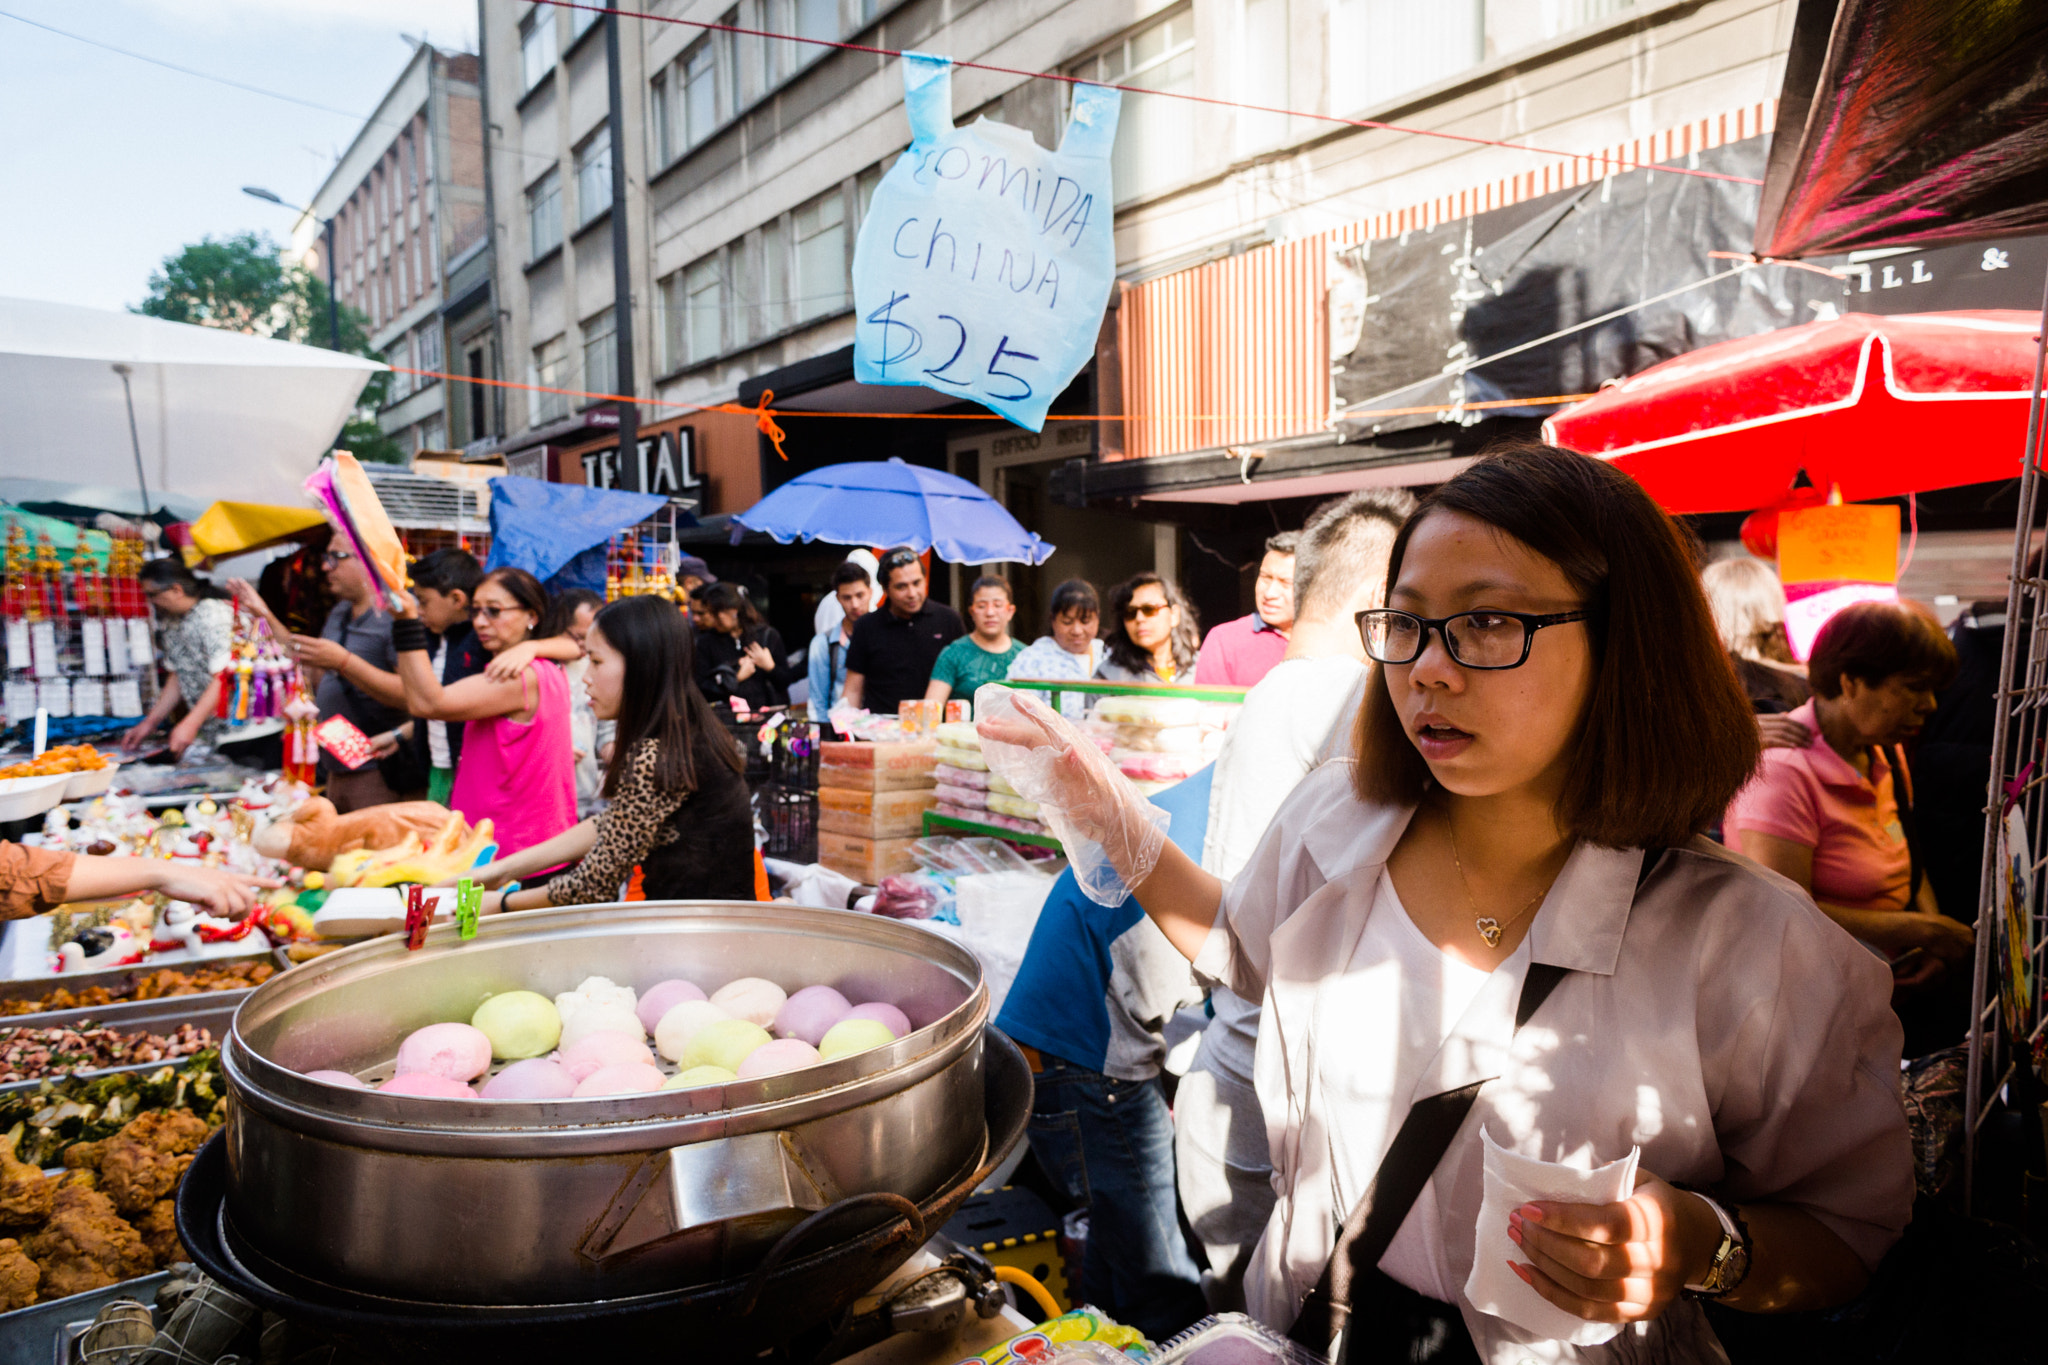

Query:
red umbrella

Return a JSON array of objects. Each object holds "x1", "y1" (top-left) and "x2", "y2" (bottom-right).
[{"x1": 1543, "y1": 310, "x2": 2043, "y2": 513}]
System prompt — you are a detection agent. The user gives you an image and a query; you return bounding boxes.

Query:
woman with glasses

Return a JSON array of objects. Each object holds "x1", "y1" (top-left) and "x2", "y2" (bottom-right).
[
  {"x1": 279, "y1": 542, "x2": 411, "y2": 811},
  {"x1": 1097, "y1": 573, "x2": 1201, "y2": 683},
  {"x1": 389, "y1": 568, "x2": 577, "y2": 859},
  {"x1": 981, "y1": 443, "x2": 1909, "y2": 1362}
]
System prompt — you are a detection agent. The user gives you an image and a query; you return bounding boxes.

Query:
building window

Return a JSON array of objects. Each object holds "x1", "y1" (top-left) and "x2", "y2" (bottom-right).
[
  {"x1": 793, "y1": 188, "x2": 847, "y2": 322},
  {"x1": 685, "y1": 254, "x2": 723, "y2": 365},
  {"x1": 1330, "y1": 0, "x2": 1483, "y2": 114},
  {"x1": 569, "y1": 2, "x2": 599, "y2": 40},
  {"x1": 651, "y1": 72, "x2": 673, "y2": 166},
  {"x1": 532, "y1": 334, "x2": 569, "y2": 422},
  {"x1": 463, "y1": 341, "x2": 494, "y2": 444},
  {"x1": 520, "y1": 10, "x2": 557, "y2": 93},
  {"x1": 1071, "y1": 7, "x2": 1196, "y2": 204},
  {"x1": 582, "y1": 306, "x2": 617, "y2": 400},
  {"x1": 415, "y1": 325, "x2": 443, "y2": 383},
  {"x1": 420, "y1": 415, "x2": 445, "y2": 453},
  {"x1": 386, "y1": 337, "x2": 413, "y2": 402},
  {"x1": 527, "y1": 168, "x2": 562, "y2": 258},
  {"x1": 682, "y1": 37, "x2": 721, "y2": 150},
  {"x1": 755, "y1": 219, "x2": 788, "y2": 340},
  {"x1": 575, "y1": 126, "x2": 612, "y2": 229}
]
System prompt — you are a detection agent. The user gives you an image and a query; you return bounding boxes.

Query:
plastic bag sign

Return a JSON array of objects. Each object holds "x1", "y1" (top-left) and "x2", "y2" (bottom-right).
[{"x1": 853, "y1": 53, "x2": 1120, "y2": 432}]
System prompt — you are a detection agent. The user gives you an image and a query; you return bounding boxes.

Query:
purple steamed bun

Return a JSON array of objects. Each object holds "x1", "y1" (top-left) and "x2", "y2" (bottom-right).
[
  {"x1": 845, "y1": 1001, "x2": 912, "y2": 1038},
  {"x1": 303, "y1": 1069, "x2": 367, "y2": 1090},
  {"x1": 481, "y1": 1058, "x2": 579, "y2": 1100},
  {"x1": 556, "y1": 1030, "x2": 656, "y2": 1082},
  {"x1": 636, "y1": 979, "x2": 708, "y2": 1033},
  {"x1": 379, "y1": 1073, "x2": 479, "y2": 1098},
  {"x1": 393, "y1": 1023, "x2": 493, "y2": 1081},
  {"x1": 772, "y1": 986, "x2": 853, "y2": 1046},
  {"x1": 572, "y1": 1062, "x2": 667, "y2": 1097},
  {"x1": 737, "y1": 1037, "x2": 822, "y2": 1079}
]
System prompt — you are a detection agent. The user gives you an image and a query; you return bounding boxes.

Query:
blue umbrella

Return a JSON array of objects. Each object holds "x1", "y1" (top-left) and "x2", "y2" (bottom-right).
[{"x1": 733, "y1": 457, "x2": 1055, "y2": 564}]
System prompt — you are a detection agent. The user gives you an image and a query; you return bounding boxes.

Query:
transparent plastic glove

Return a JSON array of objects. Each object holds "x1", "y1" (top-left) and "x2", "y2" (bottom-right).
[{"x1": 974, "y1": 684, "x2": 1169, "y2": 906}]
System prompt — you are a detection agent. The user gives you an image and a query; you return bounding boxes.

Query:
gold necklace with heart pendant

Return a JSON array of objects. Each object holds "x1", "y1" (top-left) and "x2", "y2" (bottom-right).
[{"x1": 1447, "y1": 817, "x2": 1551, "y2": 948}]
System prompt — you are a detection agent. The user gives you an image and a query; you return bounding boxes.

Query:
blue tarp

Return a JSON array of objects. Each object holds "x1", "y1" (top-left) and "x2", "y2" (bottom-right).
[{"x1": 485, "y1": 479, "x2": 669, "y2": 592}]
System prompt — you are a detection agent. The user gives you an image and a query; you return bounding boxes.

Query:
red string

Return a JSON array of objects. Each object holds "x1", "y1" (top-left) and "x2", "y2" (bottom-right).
[{"x1": 528, "y1": 0, "x2": 1764, "y2": 188}]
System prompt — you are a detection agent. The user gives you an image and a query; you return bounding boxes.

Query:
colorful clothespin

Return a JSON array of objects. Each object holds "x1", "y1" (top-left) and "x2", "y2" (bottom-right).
[
  {"x1": 455, "y1": 879, "x2": 480, "y2": 939},
  {"x1": 403, "y1": 884, "x2": 431, "y2": 951}
]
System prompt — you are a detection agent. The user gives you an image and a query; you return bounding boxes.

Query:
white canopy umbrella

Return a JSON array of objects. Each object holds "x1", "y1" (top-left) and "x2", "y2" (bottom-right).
[{"x1": 0, "y1": 296, "x2": 384, "y2": 514}]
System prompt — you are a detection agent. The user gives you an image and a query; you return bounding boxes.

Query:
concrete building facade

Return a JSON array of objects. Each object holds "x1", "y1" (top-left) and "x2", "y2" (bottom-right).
[{"x1": 296, "y1": 44, "x2": 495, "y2": 458}]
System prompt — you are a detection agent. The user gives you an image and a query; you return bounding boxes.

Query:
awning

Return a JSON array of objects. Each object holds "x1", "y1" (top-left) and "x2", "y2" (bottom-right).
[
  {"x1": 0, "y1": 296, "x2": 382, "y2": 512},
  {"x1": 187, "y1": 501, "x2": 330, "y2": 560}
]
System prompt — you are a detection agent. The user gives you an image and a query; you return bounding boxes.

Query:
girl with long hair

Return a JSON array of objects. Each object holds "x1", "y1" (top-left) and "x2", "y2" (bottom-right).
[
  {"x1": 1097, "y1": 572, "x2": 1200, "y2": 683},
  {"x1": 983, "y1": 443, "x2": 1909, "y2": 1361},
  {"x1": 469, "y1": 595, "x2": 754, "y2": 907},
  {"x1": 391, "y1": 567, "x2": 577, "y2": 857},
  {"x1": 694, "y1": 581, "x2": 799, "y2": 710}
]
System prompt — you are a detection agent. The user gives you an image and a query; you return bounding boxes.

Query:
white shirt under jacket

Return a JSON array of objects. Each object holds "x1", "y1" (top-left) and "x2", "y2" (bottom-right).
[{"x1": 1191, "y1": 758, "x2": 1913, "y2": 1364}]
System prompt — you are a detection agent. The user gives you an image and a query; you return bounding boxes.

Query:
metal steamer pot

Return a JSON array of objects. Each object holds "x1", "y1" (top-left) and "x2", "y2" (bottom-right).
[{"x1": 223, "y1": 902, "x2": 989, "y2": 1307}]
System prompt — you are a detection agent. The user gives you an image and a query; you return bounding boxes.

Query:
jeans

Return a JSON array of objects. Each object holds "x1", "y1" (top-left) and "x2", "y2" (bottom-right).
[{"x1": 1026, "y1": 1053, "x2": 1208, "y2": 1340}]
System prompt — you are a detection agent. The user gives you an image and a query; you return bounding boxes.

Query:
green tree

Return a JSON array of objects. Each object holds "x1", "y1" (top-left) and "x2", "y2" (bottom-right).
[{"x1": 137, "y1": 232, "x2": 405, "y2": 464}]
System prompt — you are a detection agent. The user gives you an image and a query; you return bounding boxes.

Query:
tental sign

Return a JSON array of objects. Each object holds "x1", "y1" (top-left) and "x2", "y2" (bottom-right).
[
  {"x1": 852, "y1": 52, "x2": 1120, "y2": 431},
  {"x1": 582, "y1": 427, "x2": 701, "y2": 498}
]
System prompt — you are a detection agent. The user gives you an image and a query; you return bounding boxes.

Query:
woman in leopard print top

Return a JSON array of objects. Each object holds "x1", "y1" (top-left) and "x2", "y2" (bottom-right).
[{"x1": 475, "y1": 596, "x2": 753, "y2": 908}]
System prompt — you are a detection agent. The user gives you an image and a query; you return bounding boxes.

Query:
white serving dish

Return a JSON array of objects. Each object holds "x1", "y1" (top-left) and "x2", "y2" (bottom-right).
[
  {"x1": 0, "y1": 774, "x2": 69, "y2": 822},
  {"x1": 62, "y1": 761, "x2": 119, "y2": 801}
]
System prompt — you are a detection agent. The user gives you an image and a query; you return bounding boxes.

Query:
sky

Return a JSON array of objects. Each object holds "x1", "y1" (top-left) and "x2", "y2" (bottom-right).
[{"x1": 0, "y1": 0, "x2": 481, "y2": 313}]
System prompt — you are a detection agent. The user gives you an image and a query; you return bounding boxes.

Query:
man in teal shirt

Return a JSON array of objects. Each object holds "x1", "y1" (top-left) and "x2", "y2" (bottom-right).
[{"x1": 925, "y1": 576, "x2": 1023, "y2": 707}]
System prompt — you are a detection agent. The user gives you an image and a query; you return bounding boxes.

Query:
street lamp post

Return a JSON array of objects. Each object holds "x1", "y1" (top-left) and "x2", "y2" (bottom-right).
[{"x1": 244, "y1": 186, "x2": 340, "y2": 352}]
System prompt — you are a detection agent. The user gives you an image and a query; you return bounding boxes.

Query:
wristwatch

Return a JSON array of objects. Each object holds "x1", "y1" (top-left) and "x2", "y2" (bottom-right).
[{"x1": 1682, "y1": 1193, "x2": 1752, "y2": 1299}]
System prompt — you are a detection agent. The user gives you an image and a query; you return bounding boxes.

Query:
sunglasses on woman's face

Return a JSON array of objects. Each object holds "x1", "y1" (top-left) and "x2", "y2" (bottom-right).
[
  {"x1": 321, "y1": 550, "x2": 355, "y2": 567},
  {"x1": 1123, "y1": 601, "x2": 1169, "y2": 621},
  {"x1": 474, "y1": 605, "x2": 524, "y2": 621}
]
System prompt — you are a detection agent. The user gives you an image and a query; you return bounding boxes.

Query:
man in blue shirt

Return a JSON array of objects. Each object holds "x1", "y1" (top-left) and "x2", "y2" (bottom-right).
[
  {"x1": 806, "y1": 561, "x2": 872, "y2": 719},
  {"x1": 996, "y1": 765, "x2": 1212, "y2": 1340}
]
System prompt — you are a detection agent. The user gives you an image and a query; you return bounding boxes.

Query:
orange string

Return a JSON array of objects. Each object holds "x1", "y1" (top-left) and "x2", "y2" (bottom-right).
[{"x1": 752, "y1": 388, "x2": 790, "y2": 460}]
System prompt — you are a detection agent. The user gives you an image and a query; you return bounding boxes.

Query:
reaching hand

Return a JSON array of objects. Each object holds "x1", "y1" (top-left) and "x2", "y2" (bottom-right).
[
  {"x1": 153, "y1": 865, "x2": 282, "y2": 919},
  {"x1": 1508, "y1": 1172, "x2": 1723, "y2": 1325},
  {"x1": 485, "y1": 641, "x2": 543, "y2": 683},
  {"x1": 291, "y1": 634, "x2": 352, "y2": 673},
  {"x1": 166, "y1": 715, "x2": 203, "y2": 758},
  {"x1": 120, "y1": 719, "x2": 158, "y2": 754},
  {"x1": 744, "y1": 641, "x2": 776, "y2": 672},
  {"x1": 1756, "y1": 713, "x2": 1812, "y2": 750}
]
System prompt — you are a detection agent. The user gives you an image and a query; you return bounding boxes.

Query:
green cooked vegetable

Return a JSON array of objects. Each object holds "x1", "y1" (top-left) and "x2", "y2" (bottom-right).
[{"x1": 0, "y1": 1050, "x2": 225, "y2": 1166}]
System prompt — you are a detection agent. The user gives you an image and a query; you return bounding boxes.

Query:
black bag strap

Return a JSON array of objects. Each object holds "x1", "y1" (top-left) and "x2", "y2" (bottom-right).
[
  {"x1": 1287, "y1": 848, "x2": 1666, "y2": 1355},
  {"x1": 1884, "y1": 744, "x2": 1923, "y2": 908}
]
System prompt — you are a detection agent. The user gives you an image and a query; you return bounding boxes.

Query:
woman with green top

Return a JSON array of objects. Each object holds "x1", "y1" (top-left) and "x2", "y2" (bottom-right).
[{"x1": 926, "y1": 576, "x2": 1023, "y2": 706}]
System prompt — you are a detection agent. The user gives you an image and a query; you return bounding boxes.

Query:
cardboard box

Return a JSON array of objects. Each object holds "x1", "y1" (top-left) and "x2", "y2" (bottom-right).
[
  {"x1": 818, "y1": 740, "x2": 937, "y2": 790},
  {"x1": 818, "y1": 785, "x2": 937, "y2": 833},
  {"x1": 816, "y1": 830, "x2": 920, "y2": 883},
  {"x1": 818, "y1": 761, "x2": 937, "y2": 793}
]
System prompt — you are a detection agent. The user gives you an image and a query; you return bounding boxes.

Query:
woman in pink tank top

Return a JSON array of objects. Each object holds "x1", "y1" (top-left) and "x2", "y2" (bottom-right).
[{"x1": 390, "y1": 568, "x2": 577, "y2": 859}]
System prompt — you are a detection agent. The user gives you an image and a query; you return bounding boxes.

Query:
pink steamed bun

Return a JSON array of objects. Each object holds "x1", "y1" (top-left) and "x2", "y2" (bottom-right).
[
  {"x1": 773, "y1": 986, "x2": 852, "y2": 1046},
  {"x1": 379, "y1": 1073, "x2": 479, "y2": 1098},
  {"x1": 710, "y1": 977, "x2": 786, "y2": 1027},
  {"x1": 573, "y1": 1063, "x2": 667, "y2": 1097},
  {"x1": 556, "y1": 1031, "x2": 656, "y2": 1082},
  {"x1": 393, "y1": 1023, "x2": 494, "y2": 1081},
  {"x1": 737, "y1": 1037, "x2": 821, "y2": 1079},
  {"x1": 481, "y1": 1058, "x2": 578, "y2": 1100},
  {"x1": 636, "y1": 979, "x2": 707, "y2": 1033},
  {"x1": 303, "y1": 1069, "x2": 367, "y2": 1090},
  {"x1": 845, "y1": 1002, "x2": 912, "y2": 1038}
]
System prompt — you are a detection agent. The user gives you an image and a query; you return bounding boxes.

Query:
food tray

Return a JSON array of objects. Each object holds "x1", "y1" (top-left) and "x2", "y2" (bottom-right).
[
  {"x1": 58, "y1": 763, "x2": 118, "y2": 802},
  {"x1": 0, "y1": 992, "x2": 243, "y2": 1050},
  {"x1": 1152, "y1": 1313, "x2": 1328, "y2": 1365},
  {"x1": 0, "y1": 1269, "x2": 170, "y2": 1365},
  {"x1": 0, "y1": 778, "x2": 67, "y2": 825},
  {"x1": 0, "y1": 957, "x2": 271, "y2": 1011}
]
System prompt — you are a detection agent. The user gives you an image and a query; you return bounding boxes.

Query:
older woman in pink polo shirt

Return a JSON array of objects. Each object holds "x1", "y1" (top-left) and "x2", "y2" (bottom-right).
[{"x1": 1725, "y1": 602, "x2": 1973, "y2": 998}]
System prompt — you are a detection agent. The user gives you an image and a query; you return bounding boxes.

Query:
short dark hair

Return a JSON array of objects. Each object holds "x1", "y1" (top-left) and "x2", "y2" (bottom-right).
[
  {"x1": 1264, "y1": 531, "x2": 1300, "y2": 557},
  {"x1": 410, "y1": 547, "x2": 482, "y2": 597},
  {"x1": 1102, "y1": 572, "x2": 1200, "y2": 678},
  {"x1": 970, "y1": 575, "x2": 1013, "y2": 604},
  {"x1": 1807, "y1": 601, "x2": 1958, "y2": 699},
  {"x1": 1294, "y1": 488, "x2": 1416, "y2": 618},
  {"x1": 542, "y1": 587, "x2": 604, "y2": 639},
  {"x1": 878, "y1": 547, "x2": 923, "y2": 585},
  {"x1": 138, "y1": 557, "x2": 227, "y2": 601},
  {"x1": 1355, "y1": 441, "x2": 1759, "y2": 850},
  {"x1": 1047, "y1": 578, "x2": 1099, "y2": 628},
  {"x1": 476, "y1": 567, "x2": 549, "y2": 630},
  {"x1": 832, "y1": 561, "x2": 872, "y2": 590}
]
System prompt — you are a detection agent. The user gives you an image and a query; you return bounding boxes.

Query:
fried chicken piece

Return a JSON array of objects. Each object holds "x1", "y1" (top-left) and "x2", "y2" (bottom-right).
[
  {"x1": 133, "y1": 1200, "x2": 183, "y2": 1268},
  {"x1": 22, "y1": 1185, "x2": 151, "y2": 1299},
  {"x1": 93, "y1": 1143, "x2": 193, "y2": 1216},
  {"x1": 117, "y1": 1110, "x2": 210, "y2": 1157},
  {"x1": 62, "y1": 1140, "x2": 103, "y2": 1172},
  {"x1": 0, "y1": 1238, "x2": 37, "y2": 1309},
  {"x1": 0, "y1": 1126, "x2": 53, "y2": 1228}
]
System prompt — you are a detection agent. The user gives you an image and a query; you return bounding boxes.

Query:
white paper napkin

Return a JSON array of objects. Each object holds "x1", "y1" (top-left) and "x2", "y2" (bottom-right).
[{"x1": 1463, "y1": 1127, "x2": 1641, "y2": 1347}]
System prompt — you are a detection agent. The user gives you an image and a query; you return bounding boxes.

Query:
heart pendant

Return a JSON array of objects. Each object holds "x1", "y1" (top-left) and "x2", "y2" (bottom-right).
[{"x1": 1475, "y1": 917, "x2": 1503, "y2": 948}]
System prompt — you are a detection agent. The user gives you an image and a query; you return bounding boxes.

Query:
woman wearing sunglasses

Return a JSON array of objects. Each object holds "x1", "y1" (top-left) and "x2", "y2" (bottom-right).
[
  {"x1": 1097, "y1": 572, "x2": 1201, "y2": 683},
  {"x1": 390, "y1": 568, "x2": 577, "y2": 859},
  {"x1": 980, "y1": 443, "x2": 1909, "y2": 1362}
]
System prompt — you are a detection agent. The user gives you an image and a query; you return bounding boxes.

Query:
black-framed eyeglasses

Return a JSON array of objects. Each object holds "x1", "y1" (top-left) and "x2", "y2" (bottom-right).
[
  {"x1": 321, "y1": 550, "x2": 355, "y2": 567},
  {"x1": 1356, "y1": 607, "x2": 1592, "y2": 670}
]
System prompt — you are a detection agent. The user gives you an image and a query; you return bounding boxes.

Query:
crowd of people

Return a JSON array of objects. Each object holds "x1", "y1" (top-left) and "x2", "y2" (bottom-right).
[{"x1": 22, "y1": 440, "x2": 2009, "y2": 1358}]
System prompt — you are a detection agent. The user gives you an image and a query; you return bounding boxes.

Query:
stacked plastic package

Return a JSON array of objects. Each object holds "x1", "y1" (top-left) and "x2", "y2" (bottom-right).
[
  {"x1": 814, "y1": 739, "x2": 939, "y2": 883},
  {"x1": 931, "y1": 721, "x2": 1053, "y2": 839},
  {"x1": 1092, "y1": 695, "x2": 1235, "y2": 793}
]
